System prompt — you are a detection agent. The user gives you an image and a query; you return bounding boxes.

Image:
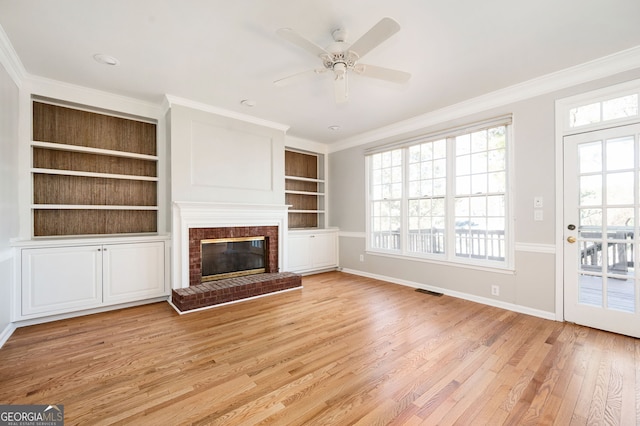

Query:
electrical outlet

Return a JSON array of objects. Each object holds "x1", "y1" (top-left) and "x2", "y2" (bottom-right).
[
  {"x1": 359, "y1": 254, "x2": 364, "y2": 262},
  {"x1": 491, "y1": 285, "x2": 500, "y2": 296}
]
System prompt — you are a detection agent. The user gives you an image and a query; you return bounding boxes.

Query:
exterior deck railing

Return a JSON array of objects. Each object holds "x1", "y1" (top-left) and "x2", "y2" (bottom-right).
[{"x1": 372, "y1": 228, "x2": 506, "y2": 261}]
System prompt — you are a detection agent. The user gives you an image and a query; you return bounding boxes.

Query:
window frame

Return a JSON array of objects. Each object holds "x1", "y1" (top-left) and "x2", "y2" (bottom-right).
[{"x1": 365, "y1": 117, "x2": 515, "y2": 271}]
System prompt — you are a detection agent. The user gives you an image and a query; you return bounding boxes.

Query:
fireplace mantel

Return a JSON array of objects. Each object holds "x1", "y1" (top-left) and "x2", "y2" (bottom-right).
[{"x1": 172, "y1": 202, "x2": 289, "y2": 289}]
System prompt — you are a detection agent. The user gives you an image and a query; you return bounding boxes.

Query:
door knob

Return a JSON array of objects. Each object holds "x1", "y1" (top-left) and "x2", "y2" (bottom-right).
[{"x1": 567, "y1": 236, "x2": 576, "y2": 244}]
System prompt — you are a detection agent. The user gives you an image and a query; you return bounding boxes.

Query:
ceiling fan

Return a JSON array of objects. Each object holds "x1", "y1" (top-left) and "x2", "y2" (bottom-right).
[{"x1": 274, "y1": 17, "x2": 411, "y2": 103}]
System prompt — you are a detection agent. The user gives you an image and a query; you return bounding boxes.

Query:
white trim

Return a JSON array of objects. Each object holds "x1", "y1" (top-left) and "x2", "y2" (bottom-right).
[
  {"x1": 0, "y1": 24, "x2": 26, "y2": 86},
  {"x1": 0, "y1": 323, "x2": 16, "y2": 349},
  {"x1": 286, "y1": 135, "x2": 329, "y2": 155},
  {"x1": 25, "y1": 76, "x2": 164, "y2": 120},
  {"x1": 165, "y1": 94, "x2": 290, "y2": 132},
  {"x1": 168, "y1": 286, "x2": 303, "y2": 315},
  {"x1": 514, "y1": 242, "x2": 556, "y2": 254},
  {"x1": 329, "y1": 45, "x2": 640, "y2": 154},
  {"x1": 339, "y1": 231, "x2": 366, "y2": 238},
  {"x1": 340, "y1": 268, "x2": 556, "y2": 321},
  {"x1": 554, "y1": 77, "x2": 640, "y2": 322},
  {"x1": 171, "y1": 201, "x2": 290, "y2": 289}
]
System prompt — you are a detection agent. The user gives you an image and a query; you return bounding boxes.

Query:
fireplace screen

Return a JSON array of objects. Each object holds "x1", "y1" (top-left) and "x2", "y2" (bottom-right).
[{"x1": 201, "y1": 236, "x2": 266, "y2": 281}]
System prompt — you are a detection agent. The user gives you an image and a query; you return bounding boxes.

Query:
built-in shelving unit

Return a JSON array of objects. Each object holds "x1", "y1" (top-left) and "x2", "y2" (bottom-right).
[
  {"x1": 31, "y1": 101, "x2": 158, "y2": 236},
  {"x1": 285, "y1": 149, "x2": 325, "y2": 229}
]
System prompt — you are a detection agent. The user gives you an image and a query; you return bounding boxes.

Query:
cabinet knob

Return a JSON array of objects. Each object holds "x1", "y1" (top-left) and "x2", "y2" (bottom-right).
[{"x1": 97, "y1": 248, "x2": 101, "y2": 251}]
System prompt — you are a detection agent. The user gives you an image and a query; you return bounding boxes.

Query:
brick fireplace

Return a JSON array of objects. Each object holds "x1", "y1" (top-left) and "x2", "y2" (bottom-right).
[
  {"x1": 171, "y1": 202, "x2": 301, "y2": 312},
  {"x1": 188, "y1": 225, "x2": 278, "y2": 286}
]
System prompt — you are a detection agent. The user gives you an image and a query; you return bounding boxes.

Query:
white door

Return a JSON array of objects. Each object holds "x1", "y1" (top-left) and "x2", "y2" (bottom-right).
[
  {"x1": 22, "y1": 245, "x2": 102, "y2": 316},
  {"x1": 103, "y1": 242, "x2": 166, "y2": 304},
  {"x1": 564, "y1": 123, "x2": 640, "y2": 337}
]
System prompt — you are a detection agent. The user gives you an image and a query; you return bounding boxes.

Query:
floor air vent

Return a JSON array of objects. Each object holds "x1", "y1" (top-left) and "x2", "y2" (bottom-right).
[{"x1": 415, "y1": 288, "x2": 443, "y2": 297}]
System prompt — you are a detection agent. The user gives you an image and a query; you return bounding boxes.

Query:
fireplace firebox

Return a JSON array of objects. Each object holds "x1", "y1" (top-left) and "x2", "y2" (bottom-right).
[
  {"x1": 188, "y1": 226, "x2": 279, "y2": 287},
  {"x1": 201, "y1": 236, "x2": 266, "y2": 281}
]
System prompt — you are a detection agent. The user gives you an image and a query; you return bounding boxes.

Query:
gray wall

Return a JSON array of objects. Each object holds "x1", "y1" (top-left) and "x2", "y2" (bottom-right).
[
  {"x1": 329, "y1": 69, "x2": 640, "y2": 315},
  {"x1": 0, "y1": 61, "x2": 19, "y2": 335}
]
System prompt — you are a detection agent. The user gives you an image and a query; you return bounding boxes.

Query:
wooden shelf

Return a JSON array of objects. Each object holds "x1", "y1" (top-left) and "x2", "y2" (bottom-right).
[
  {"x1": 32, "y1": 205, "x2": 159, "y2": 210},
  {"x1": 31, "y1": 168, "x2": 159, "y2": 182},
  {"x1": 31, "y1": 141, "x2": 158, "y2": 161},
  {"x1": 285, "y1": 190, "x2": 324, "y2": 196},
  {"x1": 288, "y1": 210, "x2": 326, "y2": 214},
  {"x1": 285, "y1": 149, "x2": 324, "y2": 229},
  {"x1": 32, "y1": 100, "x2": 158, "y2": 237},
  {"x1": 284, "y1": 175, "x2": 325, "y2": 183}
]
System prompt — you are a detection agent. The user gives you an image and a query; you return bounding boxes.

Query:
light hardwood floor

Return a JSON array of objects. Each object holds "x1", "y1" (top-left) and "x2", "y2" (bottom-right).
[{"x1": 1, "y1": 272, "x2": 638, "y2": 425}]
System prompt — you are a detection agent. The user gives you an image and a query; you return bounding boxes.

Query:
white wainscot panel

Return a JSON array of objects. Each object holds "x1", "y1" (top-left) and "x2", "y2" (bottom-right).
[{"x1": 190, "y1": 120, "x2": 273, "y2": 191}]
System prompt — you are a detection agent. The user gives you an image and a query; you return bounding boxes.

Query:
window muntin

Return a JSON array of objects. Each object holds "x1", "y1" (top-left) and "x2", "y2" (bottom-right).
[
  {"x1": 407, "y1": 140, "x2": 447, "y2": 255},
  {"x1": 454, "y1": 127, "x2": 507, "y2": 261},
  {"x1": 367, "y1": 123, "x2": 511, "y2": 268},
  {"x1": 569, "y1": 93, "x2": 639, "y2": 128},
  {"x1": 370, "y1": 149, "x2": 403, "y2": 250}
]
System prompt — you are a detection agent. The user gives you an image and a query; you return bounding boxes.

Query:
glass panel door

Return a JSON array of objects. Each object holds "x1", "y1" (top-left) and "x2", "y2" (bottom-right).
[{"x1": 564, "y1": 124, "x2": 640, "y2": 337}]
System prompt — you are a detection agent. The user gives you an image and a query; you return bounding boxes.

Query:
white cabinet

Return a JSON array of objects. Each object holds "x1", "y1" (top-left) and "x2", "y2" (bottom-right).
[
  {"x1": 19, "y1": 239, "x2": 167, "y2": 319},
  {"x1": 22, "y1": 245, "x2": 103, "y2": 316},
  {"x1": 287, "y1": 229, "x2": 338, "y2": 274},
  {"x1": 103, "y1": 242, "x2": 165, "y2": 304}
]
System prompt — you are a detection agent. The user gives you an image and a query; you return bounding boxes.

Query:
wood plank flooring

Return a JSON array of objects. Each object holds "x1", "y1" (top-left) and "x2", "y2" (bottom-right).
[{"x1": 1, "y1": 271, "x2": 638, "y2": 425}]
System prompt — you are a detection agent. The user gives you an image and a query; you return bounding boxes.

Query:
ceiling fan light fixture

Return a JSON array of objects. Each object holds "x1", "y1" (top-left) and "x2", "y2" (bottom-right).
[
  {"x1": 275, "y1": 17, "x2": 408, "y2": 103},
  {"x1": 334, "y1": 62, "x2": 346, "y2": 80}
]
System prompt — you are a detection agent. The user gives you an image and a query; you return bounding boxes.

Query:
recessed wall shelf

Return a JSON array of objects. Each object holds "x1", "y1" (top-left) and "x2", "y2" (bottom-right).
[
  {"x1": 285, "y1": 149, "x2": 325, "y2": 229},
  {"x1": 31, "y1": 100, "x2": 158, "y2": 237}
]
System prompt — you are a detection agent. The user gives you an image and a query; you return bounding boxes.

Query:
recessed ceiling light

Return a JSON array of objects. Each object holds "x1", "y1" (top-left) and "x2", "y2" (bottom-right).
[
  {"x1": 240, "y1": 99, "x2": 257, "y2": 107},
  {"x1": 93, "y1": 54, "x2": 120, "y2": 66},
  {"x1": 328, "y1": 125, "x2": 341, "y2": 131}
]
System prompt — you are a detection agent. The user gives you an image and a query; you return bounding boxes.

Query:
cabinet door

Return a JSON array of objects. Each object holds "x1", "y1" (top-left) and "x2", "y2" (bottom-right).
[
  {"x1": 103, "y1": 242, "x2": 166, "y2": 304},
  {"x1": 310, "y1": 233, "x2": 338, "y2": 269},
  {"x1": 287, "y1": 234, "x2": 313, "y2": 272},
  {"x1": 22, "y1": 246, "x2": 102, "y2": 316}
]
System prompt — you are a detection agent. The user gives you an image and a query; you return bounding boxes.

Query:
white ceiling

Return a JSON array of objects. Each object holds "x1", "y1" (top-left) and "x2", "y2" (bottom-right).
[{"x1": 1, "y1": 0, "x2": 640, "y2": 144}]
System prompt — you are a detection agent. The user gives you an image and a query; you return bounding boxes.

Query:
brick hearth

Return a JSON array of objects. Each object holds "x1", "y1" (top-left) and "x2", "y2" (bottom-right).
[{"x1": 171, "y1": 272, "x2": 302, "y2": 312}]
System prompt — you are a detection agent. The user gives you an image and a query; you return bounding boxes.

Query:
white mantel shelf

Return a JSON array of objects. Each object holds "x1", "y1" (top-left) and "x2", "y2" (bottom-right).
[{"x1": 171, "y1": 201, "x2": 290, "y2": 289}]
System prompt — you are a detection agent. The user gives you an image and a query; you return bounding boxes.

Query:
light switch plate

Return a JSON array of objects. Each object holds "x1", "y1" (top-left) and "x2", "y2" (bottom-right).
[{"x1": 534, "y1": 196, "x2": 543, "y2": 208}]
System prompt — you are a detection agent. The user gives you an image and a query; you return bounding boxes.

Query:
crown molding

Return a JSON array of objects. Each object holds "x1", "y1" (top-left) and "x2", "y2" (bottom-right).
[
  {"x1": 285, "y1": 134, "x2": 328, "y2": 155},
  {"x1": 26, "y1": 76, "x2": 165, "y2": 120},
  {"x1": 0, "y1": 24, "x2": 26, "y2": 87},
  {"x1": 329, "y1": 45, "x2": 640, "y2": 153},
  {"x1": 165, "y1": 94, "x2": 290, "y2": 132}
]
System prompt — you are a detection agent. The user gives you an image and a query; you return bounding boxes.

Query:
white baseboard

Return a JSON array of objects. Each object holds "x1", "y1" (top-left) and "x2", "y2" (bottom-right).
[
  {"x1": 0, "y1": 322, "x2": 16, "y2": 348},
  {"x1": 340, "y1": 268, "x2": 557, "y2": 321}
]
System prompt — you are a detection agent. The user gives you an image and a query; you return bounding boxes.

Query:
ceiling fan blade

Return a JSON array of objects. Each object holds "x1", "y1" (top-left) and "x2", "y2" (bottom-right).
[
  {"x1": 274, "y1": 68, "x2": 327, "y2": 86},
  {"x1": 276, "y1": 28, "x2": 331, "y2": 58},
  {"x1": 348, "y1": 17, "x2": 401, "y2": 60},
  {"x1": 353, "y1": 63, "x2": 411, "y2": 83}
]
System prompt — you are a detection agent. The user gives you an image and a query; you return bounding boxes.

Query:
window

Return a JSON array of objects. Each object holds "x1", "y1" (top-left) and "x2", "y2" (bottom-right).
[
  {"x1": 367, "y1": 118, "x2": 511, "y2": 269},
  {"x1": 569, "y1": 93, "x2": 639, "y2": 129}
]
